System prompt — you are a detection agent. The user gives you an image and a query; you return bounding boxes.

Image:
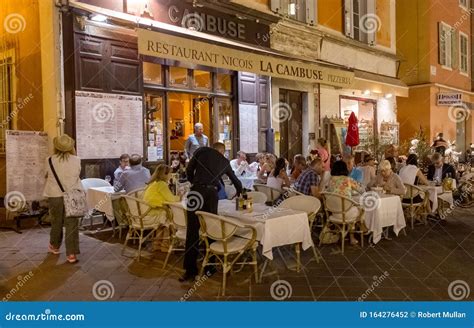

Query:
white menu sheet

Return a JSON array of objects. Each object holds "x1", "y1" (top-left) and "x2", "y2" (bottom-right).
[
  {"x1": 6, "y1": 130, "x2": 49, "y2": 201},
  {"x1": 239, "y1": 104, "x2": 259, "y2": 153},
  {"x1": 75, "y1": 91, "x2": 143, "y2": 159}
]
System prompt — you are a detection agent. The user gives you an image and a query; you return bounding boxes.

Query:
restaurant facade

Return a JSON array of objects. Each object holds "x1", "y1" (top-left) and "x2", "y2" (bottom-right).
[
  {"x1": 0, "y1": 0, "x2": 410, "y2": 190},
  {"x1": 53, "y1": 0, "x2": 363, "y2": 177}
]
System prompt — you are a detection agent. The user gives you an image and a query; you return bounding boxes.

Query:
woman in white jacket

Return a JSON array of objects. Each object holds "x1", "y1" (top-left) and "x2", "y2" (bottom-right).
[{"x1": 43, "y1": 135, "x2": 82, "y2": 263}]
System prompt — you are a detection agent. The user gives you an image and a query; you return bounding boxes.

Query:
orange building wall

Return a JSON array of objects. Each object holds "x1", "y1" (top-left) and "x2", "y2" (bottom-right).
[
  {"x1": 376, "y1": 0, "x2": 391, "y2": 48},
  {"x1": 396, "y1": 0, "x2": 431, "y2": 85},
  {"x1": 397, "y1": 87, "x2": 431, "y2": 142},
  {"x1": 427, "y1": 0, "x2": 471, "y2": 89},
  {"x1": 0, "y1": 0, "x2": 44, "y2": 196},
  {"x1": 318, "y1": 0, "x2": 343, "y2": 32}
]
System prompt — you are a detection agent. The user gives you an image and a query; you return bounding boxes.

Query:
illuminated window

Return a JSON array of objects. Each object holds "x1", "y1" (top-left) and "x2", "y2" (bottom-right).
[
  {"x1": 216, "y1": 73, "x2": 232, "y2": 93},
  {"x1": 169, "y1": 66, "x2": 189, "y2": 87},
  {"x1": 143, "y1": 62, "x2": 163, "y2": 85},
  {"x1": 193, "y1": 70, "x2": 211, "y2": 90}
]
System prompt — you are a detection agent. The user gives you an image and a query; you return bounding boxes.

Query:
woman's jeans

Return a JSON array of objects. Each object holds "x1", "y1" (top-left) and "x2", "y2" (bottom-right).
[{"x1": 48, "y1": 197, "x2": 80, "y2": 255}]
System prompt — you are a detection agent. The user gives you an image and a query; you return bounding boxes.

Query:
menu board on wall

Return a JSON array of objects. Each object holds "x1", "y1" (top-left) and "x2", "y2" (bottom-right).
[
  {"x1": 6, "y1": 130, "x2": 49, "y2": 201},
  {"x1": 75, "y1": 91, "x2": 143, "y2": 159},
  {"x1": 380, "y1": 122, "x2": 400, "y2": 146},
  {"x1": 239, "y1": 104, "x2": 259, "y2": 153}
]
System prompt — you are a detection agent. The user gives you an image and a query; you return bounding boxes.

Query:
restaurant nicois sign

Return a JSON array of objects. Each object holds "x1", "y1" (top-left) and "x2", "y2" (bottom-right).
[{"x1": 137, "y1": 29, "x2": 354, "y2": 88}]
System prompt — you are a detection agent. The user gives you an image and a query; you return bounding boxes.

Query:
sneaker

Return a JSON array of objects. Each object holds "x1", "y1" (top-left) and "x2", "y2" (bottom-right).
[
  {"x1": 67, "y1": 254, "x2": 78, "y2": 263},
  {"x1": 48, "y1": 244, "x2": 60, "y2": 255}
]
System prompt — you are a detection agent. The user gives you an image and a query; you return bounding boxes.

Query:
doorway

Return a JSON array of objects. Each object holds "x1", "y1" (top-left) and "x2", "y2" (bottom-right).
[
  {"x1": 279, "y1": 89, "x2": 303, "y2": 161},
  {"x1": 456, "y1": 119, "x2": 466, "y2": 154},
  {"x1": 167, "y1": 92, "x2": 233, "y2": 158},
  {"x1": 168, "y1": 92, "x2": 211, "y2": 154}
]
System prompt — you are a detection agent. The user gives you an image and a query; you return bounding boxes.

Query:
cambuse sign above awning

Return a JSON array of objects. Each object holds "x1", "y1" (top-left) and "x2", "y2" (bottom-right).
[{"x1": 137, "y1": 28, "x2": 354, "y2": 88}]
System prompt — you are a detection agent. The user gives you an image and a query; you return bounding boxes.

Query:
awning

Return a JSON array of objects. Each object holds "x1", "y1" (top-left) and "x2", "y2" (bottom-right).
[
  {"x1": 69, "y1": 0, "x2": 355, "y2": 89},
  {"x1": 353, "y1": 70, "x2": 409, "y2": 97}
]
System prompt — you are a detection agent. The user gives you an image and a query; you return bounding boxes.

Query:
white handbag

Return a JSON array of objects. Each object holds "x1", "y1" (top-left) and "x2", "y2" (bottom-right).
[{"x1": 48, "y1": 157, "x2": 86, "y2": 217}]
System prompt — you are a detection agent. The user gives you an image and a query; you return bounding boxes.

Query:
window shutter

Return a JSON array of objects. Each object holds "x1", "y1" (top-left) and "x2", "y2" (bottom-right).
[
  {"x1": 344, "y1": 0, "x2": 353, "y2": 37},
  {"x1": 271, "y1": 0, "x2": 283, "y2": 14},
  {"x1": 438, "y1": 22, "x2": 445, "y2": 65},
  {"x1": 306, "y1": 0, "x2": 317, "y2": 25},
  {"x1": 366, "y1": 0, "x2": 376, "y2": 46},
  {"x1": 451, "y1": 30, "x2": 458, "y2": 69}
]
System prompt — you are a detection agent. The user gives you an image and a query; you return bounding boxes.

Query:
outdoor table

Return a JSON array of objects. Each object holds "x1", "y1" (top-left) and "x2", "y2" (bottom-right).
[
  {"x1": 419, "y1": 181, "x2": 456, "y2": 213},
  {"x1": 86, "y1": 186, "x2": 124, "y2": 222},
  {"x1": 237, "y1": 175, "x2": 258, "y2": 190},
  {"x1": 217, "y1": 200, "x2": 313, "y2": 260},
  {"x1": 354, "y1": 194, "x2": 406, "y2": 244}
]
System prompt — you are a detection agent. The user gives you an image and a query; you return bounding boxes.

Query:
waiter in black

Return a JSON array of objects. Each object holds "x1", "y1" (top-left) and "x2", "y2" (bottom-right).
[{"x1": 181, "y1": 142, "x2": 242, "y2": 282}]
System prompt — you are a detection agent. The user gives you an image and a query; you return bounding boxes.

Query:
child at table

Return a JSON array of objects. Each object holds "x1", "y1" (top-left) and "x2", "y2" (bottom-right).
[{"x1": 143, "y1": 164, "x2": 180, "y2": 252}]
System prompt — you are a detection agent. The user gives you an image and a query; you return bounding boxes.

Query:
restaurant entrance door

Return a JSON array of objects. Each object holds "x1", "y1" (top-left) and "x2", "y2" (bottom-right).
[
  {"x1": 167, "y1": 92, "x2": 233, "y2": 159},
  {"x1": 279, "y1": 89, "x2": 303, "y2": 161}
]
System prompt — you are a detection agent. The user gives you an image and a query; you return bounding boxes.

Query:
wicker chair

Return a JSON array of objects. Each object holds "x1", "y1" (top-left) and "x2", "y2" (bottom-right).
[
  {"x1": 402, "y1": 184, "x2": 430, "y2": 229},
  {"x1": 196, "y1": 211, "x2": 258, "y2": 296},
  {"x1": 320, "y1": 192, "x2": 365, "y2": 254},
  {"x1": 162, "y1": 202, "x2": 188, "y2": 269},
  {"x1": 253, "y1": 183, "x2": 282, "y2": 202},
  {"x1": 121, "y1": 195, "x2": 170, "y2": 261}
]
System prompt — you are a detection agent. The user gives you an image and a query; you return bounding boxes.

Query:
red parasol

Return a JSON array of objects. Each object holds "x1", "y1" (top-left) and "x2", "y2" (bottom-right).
[{"x1": 345, "y1": 111, "x2": 360, "y2": 148}]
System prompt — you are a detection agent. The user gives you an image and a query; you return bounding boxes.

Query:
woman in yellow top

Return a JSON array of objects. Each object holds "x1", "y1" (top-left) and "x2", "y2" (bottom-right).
[
  {"x1": 143, "y1": 164, "x2": 180, "y2": 252},
  {"x1": 143, "y1": 164, "x2": 180, "y2": 207}
]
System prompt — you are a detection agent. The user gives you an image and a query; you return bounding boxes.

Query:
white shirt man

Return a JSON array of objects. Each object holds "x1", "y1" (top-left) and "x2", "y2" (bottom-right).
[
  {"x1": 185, "y1": 123, "x2": 209, "y2": 159},
  {"x1": 113, "y1": 154, "x2": 130, "y2": 188},
  {"x1": 230, "y1": 151, "x2": 250, "y2": 176}
]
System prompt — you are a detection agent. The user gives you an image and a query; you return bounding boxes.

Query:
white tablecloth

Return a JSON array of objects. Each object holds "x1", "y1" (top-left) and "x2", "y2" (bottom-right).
[
  {"x1": 218, "y1": 200, "x2": 313, "y2": 260},
  {"x1": 86, "y1": 186, "x2": 123, "y2": 221},
  {"x1": 355, "y1": 194, "x2": 406, "y2": 244},
  {"x1": 420, "y1": 185, "x2": 455, "y2": 213},
  {"x1": 238, "y1": 176, "x2": 257, "y2": 190}
]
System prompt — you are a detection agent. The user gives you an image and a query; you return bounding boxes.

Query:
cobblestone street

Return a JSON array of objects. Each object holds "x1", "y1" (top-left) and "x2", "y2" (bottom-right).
[{"x1": 1, "y1": 208, "x2": 473, "y2": 302}]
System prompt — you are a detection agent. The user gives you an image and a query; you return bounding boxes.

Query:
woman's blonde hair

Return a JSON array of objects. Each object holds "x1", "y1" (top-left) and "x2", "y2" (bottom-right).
[
  {"x1": 149, "y1": 164, "x2": 171, "y2": 184},
  {"x1": 379, "y1": 160, "x2": 392, "y2": 172}
]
